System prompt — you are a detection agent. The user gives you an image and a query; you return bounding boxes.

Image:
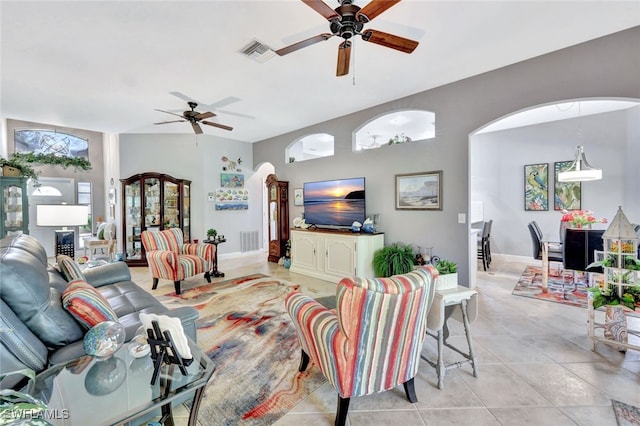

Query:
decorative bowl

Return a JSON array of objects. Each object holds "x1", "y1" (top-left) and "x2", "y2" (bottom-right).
[{"x1": 83, "y1": 321, "x2": 126, "y2": 358}]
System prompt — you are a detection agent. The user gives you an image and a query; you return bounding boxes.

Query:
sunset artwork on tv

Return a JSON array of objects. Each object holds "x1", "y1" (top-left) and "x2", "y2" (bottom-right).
[{"x1": 303, "y1": 177, "x2": 366, "y2": 228}]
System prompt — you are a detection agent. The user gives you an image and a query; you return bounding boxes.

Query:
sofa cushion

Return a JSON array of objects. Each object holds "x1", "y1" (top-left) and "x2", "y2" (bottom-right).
[
  {"x1": 62, "y1": 280, "x2": 119, "y2": 329},
  {"x1": 0, "y1": 243, "x2": 84, "y2": 348}
]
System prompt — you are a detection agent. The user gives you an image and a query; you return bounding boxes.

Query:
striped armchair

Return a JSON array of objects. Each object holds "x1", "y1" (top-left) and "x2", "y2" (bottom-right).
[
  {"x1": 285, "y1": 265, "x2": 438, "y2": 426},
  {"x1": 140, "y1": 228, "x2": 215, "y2": 295}
]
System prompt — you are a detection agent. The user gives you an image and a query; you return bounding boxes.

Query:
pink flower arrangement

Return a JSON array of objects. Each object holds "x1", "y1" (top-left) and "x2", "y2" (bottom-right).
[{"x1": 561, "y1": 209, "x2": 608, "y2": 228}]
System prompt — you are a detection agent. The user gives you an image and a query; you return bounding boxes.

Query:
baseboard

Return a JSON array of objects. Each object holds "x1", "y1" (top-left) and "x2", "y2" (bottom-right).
[{"x1": 218, "y1": 249, "x2": 267, "y2": 261}]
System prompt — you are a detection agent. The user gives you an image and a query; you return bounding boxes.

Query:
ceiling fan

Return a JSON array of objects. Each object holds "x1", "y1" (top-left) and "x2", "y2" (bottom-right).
[
  {"x1": 276, "y1": 0, "x2": 419, "y2": 76},
  {"x1": 154, "y1": 102, "x2": 233, "y2": 134}
]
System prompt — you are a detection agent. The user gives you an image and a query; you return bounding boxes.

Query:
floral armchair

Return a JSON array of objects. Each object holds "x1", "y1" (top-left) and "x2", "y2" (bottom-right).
[
  {"x1": 140, "y1": 228, "x2": 214, "y2": 295},
  {"x1": 285, "y1": 265, "x2": 438, "y2": 426}
]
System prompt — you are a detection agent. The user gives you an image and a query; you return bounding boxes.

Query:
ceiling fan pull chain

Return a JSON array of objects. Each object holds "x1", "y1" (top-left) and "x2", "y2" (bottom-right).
[{"x1": 352, "y1": 38, "x2": 356, "y2": 86}]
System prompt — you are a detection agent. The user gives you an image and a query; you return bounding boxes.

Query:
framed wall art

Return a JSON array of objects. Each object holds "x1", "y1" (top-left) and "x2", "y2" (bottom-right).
[
  {"x1": 395, "y1": 170, "x2": 442, "y2": 210},
  {"x1": 554, "y1": 161, "x2": 581, "y2": 210},
  {"x1": 524, "y1": 163, "x2": 548, "y2": 211},
  {"x1": 220, "y1": 173, "x2": 244, "y2": 188},
  {"x1": 215, "y1": 188, "x2": 248, "y2": 210},
  {"x1": 293, "y1": 188, "x2": 304, "y2": 206}
]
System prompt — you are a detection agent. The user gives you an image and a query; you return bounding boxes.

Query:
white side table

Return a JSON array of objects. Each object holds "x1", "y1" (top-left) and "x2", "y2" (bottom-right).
[{"x1": 423, "y1": 286, "x2": 478, "y2": 389}]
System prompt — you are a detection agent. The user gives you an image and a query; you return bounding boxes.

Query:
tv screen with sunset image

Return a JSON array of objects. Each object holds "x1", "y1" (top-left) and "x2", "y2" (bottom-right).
[{"x1": 303, "y1": 177, "x2": 366, "y2": 228}]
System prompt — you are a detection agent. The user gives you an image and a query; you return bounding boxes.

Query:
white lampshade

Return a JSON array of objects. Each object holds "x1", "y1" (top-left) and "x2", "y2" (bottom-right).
[
  {"x1": 557, "y1": 145, "x2": 602, "y2": 182},
  {"x1": 37, "y1": 204, "x2": 88, "y2": 227}
]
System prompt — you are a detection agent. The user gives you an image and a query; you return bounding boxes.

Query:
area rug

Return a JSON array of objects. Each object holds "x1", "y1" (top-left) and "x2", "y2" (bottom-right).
[
  {"x1": 612, "y1": 399, "x2": 640, "y2": 425},
  {"x1": 512, "y1": 265, "x2": 591, "y2": 308},
  {"x1": 158, "y1": 274, "x2": 327, "y2": 426}
]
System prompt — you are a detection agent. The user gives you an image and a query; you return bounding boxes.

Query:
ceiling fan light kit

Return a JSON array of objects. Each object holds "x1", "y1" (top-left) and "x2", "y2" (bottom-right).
[{"x1": 276, "y1": 0, "x2": 419, "y2": 76}]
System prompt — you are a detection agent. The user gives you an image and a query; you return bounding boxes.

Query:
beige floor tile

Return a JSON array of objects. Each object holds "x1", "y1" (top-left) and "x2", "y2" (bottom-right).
[
  {"x1": 418, "y1": 408, "x2": 501, "y2": 426},
  {"x1": 489, "y1": 407, "x2": 577, "y2": 425}
]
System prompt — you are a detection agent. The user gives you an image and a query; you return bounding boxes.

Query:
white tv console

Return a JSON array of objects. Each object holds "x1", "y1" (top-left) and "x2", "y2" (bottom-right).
[{"x1": 289, "y1": 229, "x2": 384, "y2": 283}]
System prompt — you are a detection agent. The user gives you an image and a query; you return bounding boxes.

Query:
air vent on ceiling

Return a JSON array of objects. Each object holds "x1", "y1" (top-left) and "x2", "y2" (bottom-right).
[{"x1": 239, "y1": 39, "x2": 276, "y2": 63}]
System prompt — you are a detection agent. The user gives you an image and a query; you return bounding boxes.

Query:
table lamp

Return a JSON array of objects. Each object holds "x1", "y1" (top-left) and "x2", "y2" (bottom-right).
[{"x1": 36, "y1": 204, "x2": 88, "y2": 259}]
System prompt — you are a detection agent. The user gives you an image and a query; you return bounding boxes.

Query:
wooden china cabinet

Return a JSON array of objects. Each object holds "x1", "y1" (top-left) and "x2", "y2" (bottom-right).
[
  {"x1": 121, "y1": 173, "x2": 191, "y2": 266},
  {"x1": 266, "y1": 174, "x2": 289, "y2": 263}
]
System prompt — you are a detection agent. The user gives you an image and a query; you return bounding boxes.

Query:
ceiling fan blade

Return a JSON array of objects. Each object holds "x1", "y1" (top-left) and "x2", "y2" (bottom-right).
[
  {"x1": 276, "y1": 33, "x2": 333, "y2": 56},
  {"x1": 217, "y1": 109, "x2": 256, "y2": 120},
  {"x1": 209, "y1": 96, "x2": 241, "y2": 109},
  {"x1": 336, "y1": 41, "x2": 351, "y2": 77},
  {"x1": 195, "y1": 111, "x2": 215, "y2": 120},
  {"x1": 192, "y1": 122, "x2": 203, "y2": 134},
  {"x1": 302, "y1": 0, "x2": 340, "y2": 20},
  {"x1": 357, "y1": 0, "x2": 401, "y2": 22},
  {"x1": 362, "y1": 29, "x2": 418, "y2": 53},
  {"x1": 202, "y1": 121, "x2": 233, "y2": 131},
  {"x1": 154, "y1": 119, "x2": 186, "y2": 125},
  {"x1": 155, "y1": 108, "x2": 185, "y2": 119},
  {"x1": 169, "y1": 91, "x2": 196, "y2": 103}
]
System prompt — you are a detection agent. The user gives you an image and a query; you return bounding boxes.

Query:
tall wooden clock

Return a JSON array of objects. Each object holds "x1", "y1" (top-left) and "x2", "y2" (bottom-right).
[{"x1": 266, "y1": 174, "x2": 289, "y2": 263}]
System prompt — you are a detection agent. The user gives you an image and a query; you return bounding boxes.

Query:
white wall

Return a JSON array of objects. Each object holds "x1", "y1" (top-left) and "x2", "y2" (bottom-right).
[
  {"x1": 118, "y1": 133, "x2": 257, "y2": 255},
  {"x1": 471, "y1": 107, "x2": 638, "y2": 257}
]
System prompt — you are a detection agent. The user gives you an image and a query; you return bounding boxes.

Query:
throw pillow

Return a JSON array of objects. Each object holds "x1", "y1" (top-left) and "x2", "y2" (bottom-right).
[
  {"x1": 57, "y1": 254, "x2": 86, "y2": 282},
  {"x1": 62, "y1": 279, "x2": 118, "y2": 329}
]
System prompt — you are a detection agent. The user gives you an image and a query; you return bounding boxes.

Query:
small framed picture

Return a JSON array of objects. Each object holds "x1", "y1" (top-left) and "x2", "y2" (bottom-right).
[
  {"x1": 395, "y1": 171, "x2": 442, "y2": 210},
  {"x1": 293, "y1": 188, "x2": 304, "y2": 206}
]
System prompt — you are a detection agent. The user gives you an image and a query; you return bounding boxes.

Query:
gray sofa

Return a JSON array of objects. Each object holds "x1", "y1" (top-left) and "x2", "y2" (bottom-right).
[{"x1": 0, "y1": 233, "x2": 199, "y2": 389}]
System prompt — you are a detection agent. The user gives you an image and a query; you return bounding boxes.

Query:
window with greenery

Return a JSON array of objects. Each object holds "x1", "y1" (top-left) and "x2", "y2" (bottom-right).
[
  {"x1": 353, "y1": 110, "x2": 435, "y2": 151},
  {"x1": 286, "y1": 133, "x2": 335, "y2": 163}
]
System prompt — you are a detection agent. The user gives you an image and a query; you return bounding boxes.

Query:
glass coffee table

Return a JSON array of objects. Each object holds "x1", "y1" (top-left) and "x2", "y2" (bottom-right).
[{"x1": 31, "y1": 337, "x2": 214, "y2": 426}]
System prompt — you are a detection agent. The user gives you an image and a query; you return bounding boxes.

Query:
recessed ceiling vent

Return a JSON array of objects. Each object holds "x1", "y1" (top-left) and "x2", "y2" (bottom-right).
[{"x1": 239, "y1": 39, "x2": 276, "y2": 63}]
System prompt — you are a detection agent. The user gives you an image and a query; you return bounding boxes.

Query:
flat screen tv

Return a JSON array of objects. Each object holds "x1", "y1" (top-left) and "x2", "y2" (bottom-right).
[{"x1": 303, "y1": 177, "x2": 365, "y2": 228}]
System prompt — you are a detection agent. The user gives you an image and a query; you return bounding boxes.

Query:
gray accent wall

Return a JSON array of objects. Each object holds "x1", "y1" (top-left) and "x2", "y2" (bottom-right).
[{"x1": 253, "y1": 26, "x2": 640, "y2": 286}]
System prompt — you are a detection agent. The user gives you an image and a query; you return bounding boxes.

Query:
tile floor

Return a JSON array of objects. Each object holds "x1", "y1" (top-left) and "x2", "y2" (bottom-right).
[{"x1": 132, "y1": 254, "x2": 640, "y2": 426}]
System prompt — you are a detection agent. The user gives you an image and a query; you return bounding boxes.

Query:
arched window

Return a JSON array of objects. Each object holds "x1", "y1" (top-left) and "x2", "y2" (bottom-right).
[
  {"x1": 286, "y1": 133, "x2": 335, "y2": 163},
  {"x1": 31, "y1": 186, "x2": 62, "y2": 196},
  {"x1": 353, "y1": 110, "x2": 435, "y2": 151}
]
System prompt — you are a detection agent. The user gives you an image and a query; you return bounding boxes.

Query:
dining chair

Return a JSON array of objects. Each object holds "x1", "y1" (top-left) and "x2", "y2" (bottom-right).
[
  {"x1": 477, "y1": 220, "x2": 492, "y2": 271},
  {"x1": 528, "y1": 221, "x2": 563, "y2": 263}
]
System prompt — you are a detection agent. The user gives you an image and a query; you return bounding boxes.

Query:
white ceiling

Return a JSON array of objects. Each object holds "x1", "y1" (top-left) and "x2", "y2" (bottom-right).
[{"x1": 2, "y1": 1, "x2": 639, "y2": 143}]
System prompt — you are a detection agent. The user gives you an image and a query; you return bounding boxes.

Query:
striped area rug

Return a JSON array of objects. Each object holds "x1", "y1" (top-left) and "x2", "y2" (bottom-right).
[
  {"x1": 512, "y1": 265, "x2": 592, "y2": 308},
  {"x1": 158, "y1": 274, "x2": 326, "y2": 425}
]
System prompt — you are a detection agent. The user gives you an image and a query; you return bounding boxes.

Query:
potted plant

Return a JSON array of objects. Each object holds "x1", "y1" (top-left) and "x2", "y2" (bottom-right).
[
  {"x1": 207, "y1": 228, "x2": 217, "y2": 241},
  {"x1": 435, "y1": 259, "x2": 458, "y2": 290},
  {"x1": 373, "y1": 242, "x2": 415, "y2": 277}
]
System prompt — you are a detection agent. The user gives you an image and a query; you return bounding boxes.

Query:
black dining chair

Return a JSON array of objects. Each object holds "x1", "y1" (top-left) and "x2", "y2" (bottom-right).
[
  {"x1": 477, "y1": 220, "x2": 492, "y2": 271},
  {"x1": 528, "y1": 221, "x2": 563, "y2": 263}
]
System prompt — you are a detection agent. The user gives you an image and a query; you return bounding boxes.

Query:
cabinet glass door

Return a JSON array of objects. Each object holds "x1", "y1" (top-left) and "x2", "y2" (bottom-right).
[
  {"x1": 145, "y1": 178, "x2": 161, "y2": 229},
  {"x1": 163, "y1": 181, "x2": 179, "y2": 229},
  {"x1": 182, "y1": 183, "x2": 190, "y2": 242},
  {"x1": 124, "y1": 181, "x2": 141, "y2": 261},
  {"x1": 3, "y1": 182, "x2": 24, "y2": 236}
]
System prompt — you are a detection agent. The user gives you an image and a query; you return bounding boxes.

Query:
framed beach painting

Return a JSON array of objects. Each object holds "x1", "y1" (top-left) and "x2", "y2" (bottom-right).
[
  {"x1": 554, "y1": 161, "x2": 581, "y2": 210},
  {"x1": 524, "y1": 163, "x2": 548, "y2": 211},
  {"x1": 395, "y1": 170, "x2": 442, "y2": 210}
]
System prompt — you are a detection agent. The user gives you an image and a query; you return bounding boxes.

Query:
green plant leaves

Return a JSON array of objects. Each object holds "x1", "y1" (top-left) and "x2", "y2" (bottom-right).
[{"x1": 373, "y1": 243, "x2": 414, "y2": 277}]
